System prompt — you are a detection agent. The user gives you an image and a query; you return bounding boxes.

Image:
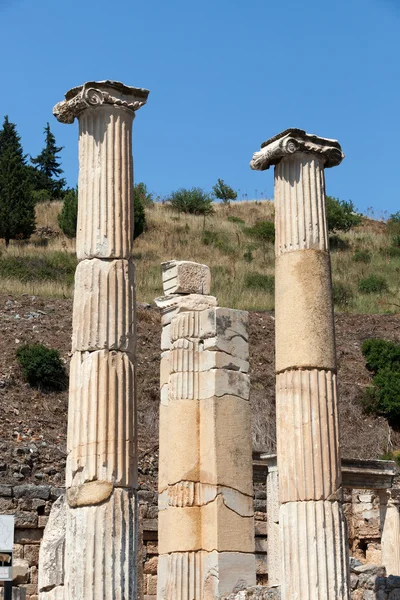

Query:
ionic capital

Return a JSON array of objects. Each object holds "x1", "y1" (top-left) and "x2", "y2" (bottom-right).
[
  {"x1": 53, "y1": 80, "x2": 150, "y2": 124},
  {"x1": 250, "y1": 128, "x2": 344, "y2": 171}
]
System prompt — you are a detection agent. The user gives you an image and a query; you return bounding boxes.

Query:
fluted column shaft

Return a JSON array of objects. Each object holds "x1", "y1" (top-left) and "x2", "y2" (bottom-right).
[
  {"x1": 274, "y1": 152, "x2": 350, "y2": 599},
  {"x1": 50, "y1": 81, "x2": 149, "y2": 600},
  {"x1": 380, "y1": 490, "x2": 400, "y2": 576}
]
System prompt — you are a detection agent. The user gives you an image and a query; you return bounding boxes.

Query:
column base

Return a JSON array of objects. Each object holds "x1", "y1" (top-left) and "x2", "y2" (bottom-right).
[
  {"x1": 64, "y1": 488, "x2": 139, "y2": 600},
  {"x1": 157, "y1": 551, "x2": 256, "y2": 600},
  {"x1": 280, "y1": 500, "x2": 350, "y2": 600}
]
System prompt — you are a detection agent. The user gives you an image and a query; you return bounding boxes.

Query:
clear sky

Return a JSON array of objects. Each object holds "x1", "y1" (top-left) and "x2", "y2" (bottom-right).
[{"x1": 0, "y1": 0, "x2": 398, "y2": 215}]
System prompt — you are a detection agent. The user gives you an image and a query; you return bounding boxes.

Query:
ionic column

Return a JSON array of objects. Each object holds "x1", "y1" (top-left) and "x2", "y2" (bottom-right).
[
  {"x1": 380, "y1": 489, "x2": 400, "y2": 576},
  {"x1": 156, "y1": 261, "x2": 256, "y2": 599},
  {"x1": 251, "y1": 129, "x2": 350, "y2": 600},
  {"x1": 53, "y1": 80, "x2": 149, "y2": 600}
]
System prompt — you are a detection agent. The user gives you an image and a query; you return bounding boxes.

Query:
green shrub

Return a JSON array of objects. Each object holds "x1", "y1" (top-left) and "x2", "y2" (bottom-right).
[
  {"x1": 134, "y1": 189, "x2": 146, "y2": 239},
  {"x1": 329, "y1": 235, "x2": 350, "y2": 251},
  {"x1": 244, "y1": 273, "x2": 275, "y2": 293},
  {"x1": 58, "y1": 188, "x2": 78, "y2": 237},
  {"x1": 361, "y1": 338, "x2": 400, "y2": 425},
  {"x1": 32, "y1": 189, "x2": 52, "y2": 203},
  {"x1": 358, "y1": 275, "x2": 388, "y2": 294},
  {"x1": 361, "y1": 339, "x2": 400, "y2": 373},
  {"x1": 243, "y1": 248, "x2": 253, "y2": 263},
  {"x1": 16, "y1": 344, "x2": 67, "y2": 391},
  {"x1": 383, "y1": 245, "x2": 400, "y2": 258},
  {"x1": 353, "y1": 249, "x2": 372, "y2": 263},
  {"x1": 167, "y1": 188, "x2": 214, "y2": 215},
  {"x1": 333, "y1": 282, "x2": 353, "y2": 308},
  {"x1": 326, "y1": 196, "x2": 362, "y2": 233},
  {"x1": 379, "y1": 451, "x2": 400, "y2": 467},
  {"x1": 245, "y1": 220, "x2": 275, "y2": 244},
  {"x1": 227, "y1": 216, "x2": 245, "y2": 225},
  {"x1": 134, "y1": 182, "x2": 153, "y2": 208}
]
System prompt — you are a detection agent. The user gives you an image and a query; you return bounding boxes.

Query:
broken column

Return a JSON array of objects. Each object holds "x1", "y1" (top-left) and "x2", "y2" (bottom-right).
[
  {"x1": 380, "y1": 489, "x2": 400, "y2": 576},
  {"x1": 156, "y1": 261, "x2": 256, "y2": 599},
  {"x1": 52, "y1": 80, "x2": 149, "y2": 599},
  {"x1": 251, "y1": 129, "x2": 350, "y2": 599}
]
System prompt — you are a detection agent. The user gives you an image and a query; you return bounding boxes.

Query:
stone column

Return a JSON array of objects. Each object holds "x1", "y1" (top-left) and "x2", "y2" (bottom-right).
[
  {"x1": 155, "y1": 261, "x2": 256, "y2": 600},
  {"x1": 380, "y1": 489, "x2": 400, "y2": 576},
  {"x1": 263, "y1": 455, "x2": 280, "y2": 587},
  {"x1": 53, "y1": 80, "x2": 149, "y2": 599},
  {"x1": 251, "y1": 129, "x2": 350, "y2": 600}
]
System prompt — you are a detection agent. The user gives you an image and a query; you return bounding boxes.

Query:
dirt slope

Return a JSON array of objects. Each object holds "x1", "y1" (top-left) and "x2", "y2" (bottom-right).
[{"x1": 0, "y1": 294, "x2": 399, "y2": 491}]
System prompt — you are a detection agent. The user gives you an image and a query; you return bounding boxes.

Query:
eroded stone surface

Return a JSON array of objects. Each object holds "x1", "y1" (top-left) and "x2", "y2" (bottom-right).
[
  {"x1": 38, "y1": 495, "x2": 65, "y2": 598},
  {"x1": 162, "y1": 261, "x2": 211, "y2": 295}
]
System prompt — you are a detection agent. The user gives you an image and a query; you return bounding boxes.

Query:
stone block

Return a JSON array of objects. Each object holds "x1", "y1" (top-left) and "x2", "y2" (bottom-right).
[
  {"x1": 72, "y1": 259, "x2": 135, "y2": 353},
  {"x1": 38, "y1": 495, "x2": 65, "y2": 592},
  {"x1": 14, "y1": 530, "x2": 42, "y2": 545},
  {"x1": 24, "y1": 545, "x2": 39, "y2": 566},
  {"x1": 162, "y1": 261, "x2": 211, "y2": 295},
  {"x1": 169, "y1": 369, "x2": 249, "y2": 401},
  {"x1": 275, "y1": 250, "x2": 336, "y2": 372},
  {"x1": 14, "y1": 486, "x2": 50, "y2": 500},
  {"x1": 155, "y1": 294, "x2": 218, "y2": 326},
  {"x1": 13, "y1": 558, "x2": 30, "y2": 584}
]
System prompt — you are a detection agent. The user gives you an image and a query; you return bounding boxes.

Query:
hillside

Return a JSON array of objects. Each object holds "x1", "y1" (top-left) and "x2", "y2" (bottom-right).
[
  {"x1": 0, "y1": 294, "x2": 399, "y2": 492},
  {"x1": 0, "y1": 200, "x2": 399, "y2": 313}
]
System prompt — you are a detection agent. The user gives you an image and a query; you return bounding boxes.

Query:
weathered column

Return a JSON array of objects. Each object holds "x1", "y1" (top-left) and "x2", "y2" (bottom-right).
[
  {"x1": 53, "y1": 80, "x2": 149, "y2": 599},
  {"x1": 263, "y1": 455, "x2": 280, "y2": 588},
  {"x1": 380, "y1": 489, "x2": 400, "y2": 576},
  {"x1": 251, "y1": 129, "x2": 350, "y2": 599},
  {"x1": 156, "y1": 261, "x2": 256, "y2": 600}
]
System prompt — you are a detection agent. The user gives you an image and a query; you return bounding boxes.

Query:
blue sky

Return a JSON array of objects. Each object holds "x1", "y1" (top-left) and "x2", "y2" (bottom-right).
[{"x1": 0, "y1": 0, "x2": 398, "y2": 215}]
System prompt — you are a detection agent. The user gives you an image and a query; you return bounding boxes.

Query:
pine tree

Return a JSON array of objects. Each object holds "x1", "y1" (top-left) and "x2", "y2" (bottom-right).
[
  {"x1": 0, "y1": 116, "x2": 35, "y2": 246},
  {"x1": 31, "y1": 123, "x2": 66, "y2": 198}
]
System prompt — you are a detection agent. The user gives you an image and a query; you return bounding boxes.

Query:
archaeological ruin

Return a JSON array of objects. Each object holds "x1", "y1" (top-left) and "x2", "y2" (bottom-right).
[{"x1": 0, "y1": 91, "x2": 399, "y2": 600}]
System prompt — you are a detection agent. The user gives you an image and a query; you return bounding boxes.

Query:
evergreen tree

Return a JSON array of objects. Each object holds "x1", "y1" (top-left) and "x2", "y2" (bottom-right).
[
  {"x1": 212, "y1": 178, "x2": 237, "y2": 204},
  {"x1": 31, "y1": 123, "x2": 66, "y2": 198},
  {"x1": 58, "y1": 188, "x2": 78, "y2": 237},
  {"x1": 0, "y1": 116, "x2": 35, "y2": 246}
]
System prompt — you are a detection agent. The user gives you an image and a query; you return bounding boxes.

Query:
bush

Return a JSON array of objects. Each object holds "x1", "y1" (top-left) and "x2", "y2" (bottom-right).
[
  {"x1": 326, "y1": 196, "x2": 362, "y2": 233},
  {"x1": 353, "y1": 249, "x2": 372, "y2": 263},
  {"x1": 134, "y1": 182, "x2": 153, "y2": 208},
  {"x1": 167, "y1": 187, "x2": 214, "y2": 215},
  {"x1": 361, "y1": 338, "x2": 400, "y2": 424},
  {"x1": 358, "y1": 275, "x2": 388, "y2": 294},
  {"x1": 58, "y1": 188, "x2": 78, "y2": 237},
  {"x1": 31, "y1": 189, "x2": 52, "y2": 203},
  {"x1": 244, "y1": 273, "x2": 275, "y2": 293},
  {"x1": 333, "y1": 282, "x2": 353, "y2": 308},
  {"x1": 361, "y1": 338, "x2": 400, "y2": 373},
  {"x1": 16, "y1": 344, "x2": 67, "y2": 391},
  {"x1": 134, "y1": 189, "x2": 146, "y2": 239},
  {"x1": 329, "y1": 235, "x2": 350, "y2": 251},
  {"x1": 245, "y1": 220, "x2": 275, "y2": 244}
]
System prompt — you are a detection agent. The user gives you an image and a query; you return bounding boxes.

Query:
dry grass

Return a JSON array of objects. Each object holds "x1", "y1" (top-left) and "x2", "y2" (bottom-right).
[{"x1": 0, "y1": 199, "x2": 399, "y2": 313}]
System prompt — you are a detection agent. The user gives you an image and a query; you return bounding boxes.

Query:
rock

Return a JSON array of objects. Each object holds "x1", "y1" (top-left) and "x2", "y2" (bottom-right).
[{"x1": 38, "y1": 495, "x2": 66, "y2": 592}]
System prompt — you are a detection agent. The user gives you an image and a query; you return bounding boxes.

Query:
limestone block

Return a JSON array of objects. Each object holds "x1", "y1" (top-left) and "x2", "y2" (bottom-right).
[
  {"x1": 161, "y1": 398, "x2": 199, "y2": 485},
  {"x1": 160, "y1": 352, "x2": 170, "y2": 388},
  {"x1": 162, "y1": 261, "x2": 211, "y2": 295},
  {"x1": 159, "y1": 482, "x2": 253, "y2": 516},
  {"x1": 199, "y1": 396, "x2": 253, "y2": 495},
  {"x1": 280, "y1": 500, "x2": 350, "y2": 599},
  {"x1": 157, "y1": 551, "x2": 256, "y2": 600},
  {"x1": 158, "y1": 404, "x2": 169, "y2": 493},
  {"x1": 38, "y1": 589, "x2": 64, "y2": 600},
  {"x1": 76, "y1": 107, "x2": 135, "y2": 260},
  {"x1": 275, "y1": 250, "x2": 336, "y2": 372},
  {"x1": 170, "y1": 340, "x2": 249, "y2": 374},
  {"x1": 66, "y1": 480, "x2": 113, "y2": 508},
  {"x1": 64, "y1": 488, "x2": 138, "y2": 599},
  {"x1": 169, "y1": 369, "x2": 249, "y2": 401},
  {"x1": 38, "y1": 495, "x2": 65, "y2": 594},
  {"x1": 155, "y1": 294, "x2": 218, "y2": 326},
  {"x1": 13, "y1": 558, "x2": 29, "y2": 584},
  {"x1": 72, "y1": 259, "x2": 135, "y2": 352},
  {"x1": 158, "y1": 496, "x2": 254, "y2": 554},
  {"x1": 274, "y1": 153, "x2": 328, "y2": 255},
  {"x1": 276, "y1": 368, "x2": 341, "y2": 503},
  {"x1": 161, "y1": 324, "x2": 171, "y2": 351},
  {"x1": 67, "y1": 350, "x2": 136, "y2": 488}
]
